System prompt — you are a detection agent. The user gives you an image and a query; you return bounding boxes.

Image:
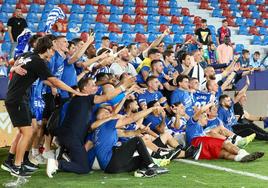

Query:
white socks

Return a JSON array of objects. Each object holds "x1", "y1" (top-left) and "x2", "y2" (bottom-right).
[{"x1": 234, "y1": 149, "x2": 249, "y2": 161}]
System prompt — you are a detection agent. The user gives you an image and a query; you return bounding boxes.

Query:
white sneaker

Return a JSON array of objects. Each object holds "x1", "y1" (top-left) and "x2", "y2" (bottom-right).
[
  {"x1": 32, "y1": 154, "x2": 46, "y2": 165},
  {"x1": 43, "y1": 150, "x2": 55, "y2": 159},
  {"x1": 46, "y1": 159, "x2": 58, "y2": 178}
]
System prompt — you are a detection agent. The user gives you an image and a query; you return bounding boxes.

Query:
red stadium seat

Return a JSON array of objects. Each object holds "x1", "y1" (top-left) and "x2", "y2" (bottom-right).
[
  {"x1": 58, "y1": 4, "x2": 70, "y2": 14},
  {"x1": 242, "y1": 11, "x2": 251, "y2": 18},
  {"x1": 222, "y1": 10, "x2": 233, "y2": 18},
  {"x1": 246, "y1": 0, "x2": 255, "y2": 4},
  {"x1": 219, "y1": 0, "x2": 228, "y2": 3},
  {"x1": 73, "y1": 0, "x2": 85, "y2": 5},
  {"x1": 237, "y1": 0, "x2": 246, "y2": 3},
  {"x1": 258, "y1": 5, "x2": 266, "y2": 12},
  {"x1": 220, "y1": 3, "x2": 229, "y2": 10},
  {"x1": 261, "y1": 12, "x2": 268, "y2": 19},
  {"x1": 158, "y1": 0, "x2": 169, "y2": 8},
  {"x1": 226, "y1": 18, "x2": 237, "y2": 27},
  {"x1": 134, "y1": 15, "x2": 146, "y2": 25},
  {"x1": 111, "y1": 0, "x2": 123, "y2": 6},
  {"x1": 16, "y1": 3, "x2": 28, "y2": 13},
  {"x1": 159, "y1": 24, "x2": 169, "y2": 33},
  {"x1": 193, "y1": 16, "x2": 202, "y2": 25},
  {"x1": 86, "y1": 0, "x2": 98, "y2": 5},
  {"x1": 136, "y1": 0, "x2": 146, "y2": 7},
  {"x1": 122, "y1": 14, "x2": 134, "y2": 24},
  {"x1": 239, "y1": 4, "x2": 248, "y2": 11},
  {"x1": 158, "y1": 8, "x2": 170, "y2": 16},
  {"x1": 170, "y1": 16, "x2": 181, "y2": 24},
  {"x1": 181, "y1": 8, "x2": 191, "y2": 16},
  {"x1": 97, "y1": 5, "x2": 110, "y2": 14},
  {"x1": 199, "y1": 2, "x2": 212, "y2": 10},
  {"x1": 108, "y1": 23, "x2": 121, "y2": 33},
  {"x1": 249, "y1": 26, "x2": 259, "y2": 35},
  {"x1": 96, "y1": 14, "x2": 108, "y2": 23},
  {"x1": 135, "y1": 7, "x2": 147, "y2": 15},
  {"x1": 33, "y1": 0, "x2": 46, "y2": 4},
  {"x1": 135, "y1": 33, "x2": 147, "y2": 43},
  {"x1": 255, "y1": 19, "x2": 264, "y2": 27},
  {"x1": 18, "y1": 0, "x2": 31, "y2": 4}
]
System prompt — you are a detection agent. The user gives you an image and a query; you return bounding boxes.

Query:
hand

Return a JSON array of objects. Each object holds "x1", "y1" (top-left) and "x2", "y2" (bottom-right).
[
  {"x1": 13, "y1": 65, "x2": 27, "y2": 76},
  {"x1": 98, "y1": 50, "x2": 110, "y2": 60},
  {"x1": 51, "y1": 87, "x2": 58, "y2": 96},
  {"x1": 129, "y1": 85, "x2": 145, "y2": 94},
  {"x1": 245, "y1": 75, "x2": 250, "y2": 86},
  {"x1": 86, "y1": 32, "x2": 95, "y2": 44},
  {"x1": 160, "y1": 109, "x2": 166, "y2": 118},
  {"x1": 111, "y1": 114, "x2": 124, "y2": 119},
  {"x1": 163, "y1": 28, "x2": 170, "y2": 36},
  {"x1": 159, "y1": 97, "x2": 167, "y2": 104},
  {"x1": 152, "y1": 106, "x2": 163, "y2": 114},
  {"x1": 233, "y1": 55, "x2": 240, "y2": 62},
  {"x1": 234, "y1": 63, "x2": 241, "y2": 72},
  {"x1": 122, "y1": 76, "x2": 136, "y2": 89},
  {"x1": 163, "y1": 74, "x2": 172, "y2": 81}
]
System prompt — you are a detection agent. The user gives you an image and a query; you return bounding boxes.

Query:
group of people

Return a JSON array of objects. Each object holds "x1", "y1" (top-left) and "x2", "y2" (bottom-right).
[{"x1": 1, "y1": 10, "x2": 268, "y2": 180}]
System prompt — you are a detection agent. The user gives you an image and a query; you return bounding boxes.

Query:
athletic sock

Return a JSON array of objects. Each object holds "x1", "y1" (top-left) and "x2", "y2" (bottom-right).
[
  {"x1": 233, "y1": 135, "x2": 243, "y2": 145},
  {"x1": 32, "y1": 149, "x2": 39, "y2": 156},
  {"x1": 7, "y1": 153, "x2": 15, "y2": 163},
  {"x1": 234, "y1": 149, "x2": 249, "y2": 161},
  {"x1": 23, "y1": 151, "x2": 30, "y2": 162}
]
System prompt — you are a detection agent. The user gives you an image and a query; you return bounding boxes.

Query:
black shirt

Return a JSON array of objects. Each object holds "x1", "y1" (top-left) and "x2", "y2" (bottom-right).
[
  {"x1": 7, "y1": 17, "x2": 27, "y2": 42},
  {"x1": 59, "y1": 95, "x2": 95, "y2": 142},
  {"x1": 195, "y1": 28, "x2": 211, "y2": 45},
  {"x1": 5, "y1": 54, "x2": 53, "y2": 104},
  {"x1": 234, "y1": 102, "x2": 244, "y2": 122}
]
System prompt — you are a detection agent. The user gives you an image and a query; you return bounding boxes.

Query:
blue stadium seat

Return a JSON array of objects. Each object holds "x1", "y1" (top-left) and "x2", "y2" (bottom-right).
[
  {"x1": 110, "y1": 6, "x2": 122, "y2": 14},
  {"x1": 46, "y1": 0, "x2": 60, "y2": 4},
  {"x1": 256, "y1": 0, "x2": 264, "y2": 4},
  {"x1": 60, "y1": 0, "x2": 72, "y2": 4},
  {"x1": 182, "y1": 16, "x2": 193, "y2": 25},
  {"x1": 163, "y1": 35, "x2": 173, "y2": 45},
  {"x1": 67, "y1": 22, "x2": 78, "y2": 30},
  {"x1": 69, "y1": 14, "x2": 81, "y2": 23},
  {"x1": 235, "y1": 17, "x2": 245, "y2": 26},
  {"x1": 71, "y1": 4, "x2": 84, "y2": 14},
  {"x1": 208, "y1": 25, "x2": 216, "y2": 35},
  {"x1": 169, "y1": 1, "x2": 180, "y2": 8},
  {"x1": 4, "y1": 0, "x2": 17, "y2": 4},
  {"x1": 147, "y1": 15, "x2": 158, "y2": 24},
  {"x1": 123, "y1": 0, "x2": 135, "y2": 6},
  {"x1": 123, "y1": 6, "x2": 135, "y2": 15},
  {"x1": 51, "y1": 31, "x2": 61, "y2": 36},
  {"x1": 228, "y1": 0, "x2": 237, "y2": 4},
  {"x1": 262, "y1": 36, "x2": 268, "y2": 45},
  {"x1": 99, "y1": 0, "x2": 109, "y2": 5},
  {"x1": 245, "y1": 19, "x2": 254, "y2": 27},
  {"x1": 229, "y1": 5, "x2": 239, "y2": 11},
  {"x1": 94, "y1": 23, "x2": 107, "y2": 32},
  {"x1": 170, "y1": 7, "x2": 181, "y2": 16},
  {"x1": 3, "y1": 32, "x2": 10, "y2": 42},
  {"x1": 1, "y1": 42, "x2": 11, "y2": 54},
  {"x1": 29, "y1": 4, "x2": 42, "y2": 13},
  {"x1": 44, "y1": 4, "x2": 54, "y2": 12},
  {"x1": 27, "y1": 22, "x2": 37, "y2": 32},
  {"x1": 248, "y1": 5, "x2": 258, "y2": 12},
  {"x1": 147, "y1": 7, "x2": 158, "y2": 15},
  {"x1": 109, "y1": 14, "x2": 121, "y2": 23},
  {"x1": 121, "y1": 23, "x2": 133, "y2": 33},
  {"x1": 82, "y1": 14, "x2": 95, "y2": 24},
  {"x1": 80, "y1": 22, "x2": 91, "y2": 32},
  {"x1": 109, "y1": 32, "x2": 121, "y2": 43},
  {"x1": 251, "y1": 12, "x2": 260, "y2": 19},
  {"x1": 173, "y1": 34, "x2": 184, "y2": 44},
  {"x1": 147, "y1": 25, "x2": 160, "y2": 34},
  {"x1": 238, "y1": 26, "x2": 249, "y2": 35},
  {"x1": 148, "y1": 33, "x2": 158, "y2": 43},
  {"x1": 210, "y1": 3, "x2": 220, "y2": 9},
  {"x1": 159, "y1": 16, "x2": 170, "y2": 25},
  {"x1": 0, "y1": 12, "x2": 9, "y2": 22},
  {"x1": 1, "y1": 3, "x2": 14, "y2": 13},
  {"x1": 252, "y1": 36, "x2": 262, "y2": 45},
  {"x1": 212, "y1": 9, "x2": 223, "y2": 18},
  {"x1": 183, "y1": 25, "x2": 194, "y2": 34},
  {"x1": 147, "y1": 0, "x2": 158, "y2": 7},
  {"x1": 41, "y1": 13, "x2": 48, "y2": 21},
  {"x1": 95, "y1": 42, "x2": 102, "y2": 49},
  {"x1": 122, "y1": 33, "x2": 134, "y2": 43},
  {"x1": 37, "y1": 22, "x2": 46, "y2": 32},
  {"x1": 66, "y1": 32, "x2": 79, "y2": 41},
  {"x1": 235, "y1": 44, "x2": 244, "y2": 54},
  {"x1": 171, "y1": 25, "x2": 183, "y2": 34},
  {"x1": 85, "y1": 5, "x2": 97, "y2": 14},
  {"x1": 211, "y1": 34, "x2": 217, "y2": 44},
  {"x1": 26, "y1": 13, "x2": 39, "y2": 23},
  {"x1": 259, "y1": 27, "x2": 268, "y2": 35},
  {"x1": 95, "y1": 32, "x2": 106, "y2": 42},
  {"x1": 134, "y1": 24, "x2": 146, "y2": 33}
]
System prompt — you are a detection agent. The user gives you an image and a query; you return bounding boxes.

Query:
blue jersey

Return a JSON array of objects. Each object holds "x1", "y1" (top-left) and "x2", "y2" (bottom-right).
[
  {"x1": 138, "y1": 90, "x2": 165, "y2": 106},
  {"x1": 215, "y1": 87, "x2": 222, "y2": 105},
  {"x1": 163, "y1": 63, "x2": 176, "y2": 77},
  {"x1": 218, "y1": 105, "x2": 237, "y2": 131},
  {"x1": 170, "y1": 88, "x2": 194, "y2": 116},
  {"x1": 204, "y1": 117, "x2": 223, "y2": 132},
  {"x1": 136, "y1": 66, "x2": 150, "y2": 84},
  {"x1": 192, "y1": 91, "x2": 212, "y2": 107},
  {"x1": 93, "y1": 119, "x2": 118, "y2": 170},
  {"x1": 168, "y1": 116, "x2": 187, "y2": 134},
  {"x1": 186, "y1": 118, "x2": 206, "y2": 145},
  {"x1": 60, "y1": 58, "x2": 77, "y2": 99},
  {"x1": 143, "y1": 114, "x2": 172, "y2": 134},
  {"x1": 156, "y1": 73, "x2": 168, "y2": 85},
  {"x1": 30, "y1": 79, "x2": 45, "y2": 121},
  {"x1": 118, "y1": 122, "x2": 138, "y2": 143}
]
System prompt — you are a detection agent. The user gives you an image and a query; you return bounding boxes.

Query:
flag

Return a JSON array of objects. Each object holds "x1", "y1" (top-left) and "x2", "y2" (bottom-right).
[
  {"x1": 14, "y1": 28, "x2": 32, "y2": 59},
  {"x1": 44, "y1": 7, "x2": 65, "y2": 33}
]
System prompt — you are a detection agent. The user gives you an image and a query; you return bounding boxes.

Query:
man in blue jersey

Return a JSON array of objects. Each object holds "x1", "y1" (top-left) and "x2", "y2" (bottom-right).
[
  {"x1": 137, "y1": 76, "x2": 168, "y2": 110},
  {"x1": 170, "y1": 74, "x2": 194, "y2": 116},
  {"x1": 46, "y1": 76, "x2": 137, "y2": 178},
  {"x1": 186, "y1": 103, "x2": 264, "y2": 162}
]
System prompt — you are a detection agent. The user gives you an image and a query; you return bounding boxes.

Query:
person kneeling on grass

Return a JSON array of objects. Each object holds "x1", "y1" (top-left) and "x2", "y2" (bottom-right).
[{"x1": 186, "y1": 103, "x2": 264, "y2": 162}]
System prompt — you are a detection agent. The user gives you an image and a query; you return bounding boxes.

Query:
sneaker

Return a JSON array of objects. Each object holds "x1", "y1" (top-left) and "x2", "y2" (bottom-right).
[
  {"x1": 46, "y1": 159, "x2": 58, "y2": 178},
  {"x1": 30, "y1": 154, "x2": 46, "y2": 165},
  {"x1": 251, "y1": 152, "x2": 264, "y2": 160},
  {"x1": 237, "y1": 133, "x2": 256, "y2": 149},
  {"x1": 43, "y1": 150, "x2": 55, "y2": 159},
  {"x1": 149, "y1": 164, "x2": 169, "y2": 175},
  {"x1": 240, "y1": 153, "x2": 258, "y2": 162},
  {"x1": 134, "y1": 168, "x2": 157, "y2": 178},
  {"x1": 166, "y1": 148, "x2": 182, "y2": 160},
  {"x1": 185, "y1": 143, "x2": 203, "y2": 160},
  {"x1": 62, "y1": 153, "x2": 71, "y2": 162},
  {"x1": 152, "y1": 158, "x2": 170, "y2": 167},
  {"x1": 10, "y1": 165, "x2": 31, "y2": 178},
  {"x1": 151, "y1": 148, "x2": 181, "y2": 160},
  {"x1": 23, "y1": 160, "x2": 39, "y2": 171},
  {"x1": 1, "y1": 160, "x2": 13, "y2": 172}
]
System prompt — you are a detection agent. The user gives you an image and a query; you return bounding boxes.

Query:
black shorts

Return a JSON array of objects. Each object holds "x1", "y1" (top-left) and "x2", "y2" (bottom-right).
[
  {"x1": 5, "y1": 101, "x2": 32, "y2": 127},
  {"x1": 42, "y1": 93, "x2": 55, "y2": 119},
  {"x1": 153, "y1": 137, "x2": 168, "y2": 148}
]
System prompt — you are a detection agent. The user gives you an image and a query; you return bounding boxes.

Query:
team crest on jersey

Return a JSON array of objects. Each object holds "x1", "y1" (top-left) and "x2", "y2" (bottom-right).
[{"x1": 16, "y1": 57, "x2": 32, "y2": 66}]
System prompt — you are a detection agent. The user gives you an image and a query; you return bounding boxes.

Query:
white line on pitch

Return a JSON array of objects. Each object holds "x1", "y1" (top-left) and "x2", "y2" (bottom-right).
[{"x1": 176, "y1": 159, "x2": 268, "y2": 181}]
